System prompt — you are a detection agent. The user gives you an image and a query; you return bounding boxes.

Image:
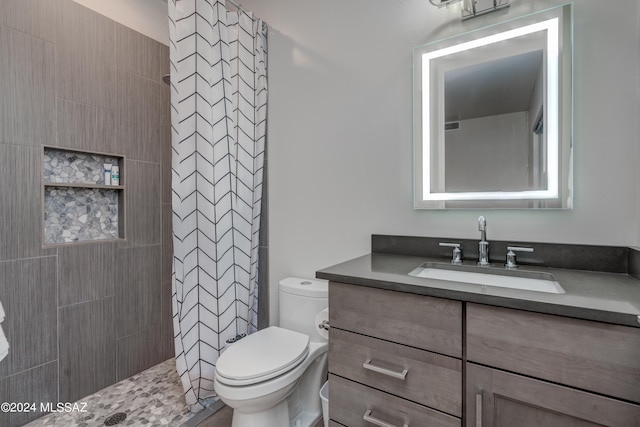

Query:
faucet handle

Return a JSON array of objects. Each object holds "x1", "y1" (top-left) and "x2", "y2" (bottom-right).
[
  {"x1": 439, "y1": 242, "x2": 463, "y2": 264},
  {"x1": 506, "y1": 246, "x2": 534, "y2": 269}
]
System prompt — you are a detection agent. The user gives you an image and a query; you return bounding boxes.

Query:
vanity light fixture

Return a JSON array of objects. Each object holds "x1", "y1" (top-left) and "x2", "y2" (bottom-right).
[{"x1": 428, "y1": 0, "x2": 510, "y2": 20}]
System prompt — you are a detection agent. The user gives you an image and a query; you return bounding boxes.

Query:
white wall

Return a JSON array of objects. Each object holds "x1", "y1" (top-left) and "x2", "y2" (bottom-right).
[
  {"x1": 232, "y1": 0, "x2": 640, "y2": 324},
  {"x1": 80, "y1": 0, "x2": 640, "y2": 320},
  {"x1": 72, "y1": 0, "x2": 169, "y2": 45}
]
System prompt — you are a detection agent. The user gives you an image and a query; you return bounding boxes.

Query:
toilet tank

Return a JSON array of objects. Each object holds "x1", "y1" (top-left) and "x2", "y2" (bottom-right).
[{"x1": 279, "y1": 277, "x2": 328, "y2": 343}]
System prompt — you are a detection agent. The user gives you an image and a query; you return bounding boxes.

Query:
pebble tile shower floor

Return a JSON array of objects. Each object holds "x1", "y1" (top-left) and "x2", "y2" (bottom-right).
[{"x1": 26, "y1": 359, "x2": 202, "y2": 427}]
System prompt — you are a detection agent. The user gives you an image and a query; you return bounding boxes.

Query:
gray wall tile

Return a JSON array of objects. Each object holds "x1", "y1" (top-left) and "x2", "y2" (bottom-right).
[
  {"x1": 258, "y1": 246, "x2": 269, "y2": 330},
  {"x1": 0, "y1": 376, "x2": 7, "y2": 426},
  {"x1": 116, "y1": 328, "x2": 164, "y2": 382},
  {"x1": 117, "y1": 69, "x2": 163, "y2": 163},
  {"x1": 161, "y1": 44, "x2": 170, "y2": 83},
  {"x1": 0, "y1": 0, "x2": 173, "y2": 413},
  {"x1": 161, "y1": 63, "x2": 171, "y2": 125},
  {"x1": 126, "y1": 160, "x2": 161, "y2": 247},
  {"x1": 115, "y1": 23, "x2": 165, "y2": 83},
  {"x1": 55, "y1": 99, "x2": 118, "y2": 155},
  {"x1": 259, "y1": 154, "x2": 268, "y2": 248},
  {"x1": 0, "y1": 26, "x2": 55, "y2": 147},
  {"x1": 0, "y1": 257, "x2": 57, "y2": 378},
  {"x1": 0, "y1": 0, "x2": 56, "y2": 41},
  {"x1": 116, "y1": 245, "x2": 162, "y2": 338},
  {"x1": 59, "y1": 297, "x2": 116, "y2": 403},
  {"x1": 258, "y1": 143, "x2": 268, "y2": 328},
  {"x1": 55, "y1": 0, "x2": 116, "y2": 109},
  {"x1": 162, "y1": 126, "x2": 172, "y2": 204},
  {"x1": 0, "y1": 144, "x2": 55, "y2": 261},
  {"x1": 161, "y1": 204, "x2": 173, "y2": 283},
  {"x1": 58, "y1": 243, "x2": 118, "y2": 306},
  {"x1": 161, "y1": 280, "x2": 175, "y2": 361},
  {"x1": 1, "y1": 361, "x2": 58, "y2": 427}
]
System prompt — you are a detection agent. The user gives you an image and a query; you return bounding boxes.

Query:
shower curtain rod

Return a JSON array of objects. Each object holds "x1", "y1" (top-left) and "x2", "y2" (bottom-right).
[
  {"x1": 227, "y1": 0, "x2": 244, "y2": 12},
  {"x1": 225, "y1": 0, "x2": 266, "y2": 24}
]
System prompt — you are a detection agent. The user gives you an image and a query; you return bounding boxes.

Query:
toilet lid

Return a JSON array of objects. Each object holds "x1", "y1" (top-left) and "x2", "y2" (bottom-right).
[{"x1": 216, "y1": 326, "x2": 309, "y2": 385}]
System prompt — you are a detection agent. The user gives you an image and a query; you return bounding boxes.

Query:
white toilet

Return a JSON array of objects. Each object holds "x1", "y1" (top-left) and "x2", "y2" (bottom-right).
[{"x1": 214, "y1": 277, "x2": 329, "y2": 427}]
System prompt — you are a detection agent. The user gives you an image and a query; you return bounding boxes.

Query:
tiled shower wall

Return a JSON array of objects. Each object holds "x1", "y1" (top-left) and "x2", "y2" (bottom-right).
[{"x1": 0, "y1": 1, "x2": 173, "y2": 425}]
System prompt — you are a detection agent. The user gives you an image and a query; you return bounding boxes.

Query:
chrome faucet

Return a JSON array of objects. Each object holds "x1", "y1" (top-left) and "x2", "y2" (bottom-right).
[{"x1": 477, "y1": 216, "x2": 490, "y2": 266}]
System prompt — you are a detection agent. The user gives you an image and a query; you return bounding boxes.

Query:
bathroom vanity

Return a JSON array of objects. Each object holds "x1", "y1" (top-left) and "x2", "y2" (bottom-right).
[
  {"x1": 318, "y1": 236, "x2": 640, "y2": 427},
  {"x1": 321, "y1": 2, "x2": 639, "y2": 424}
]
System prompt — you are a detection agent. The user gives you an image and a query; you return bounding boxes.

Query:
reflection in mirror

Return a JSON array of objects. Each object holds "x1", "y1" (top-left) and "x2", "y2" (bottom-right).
[
  {"x1": 413, "y1": 4, "x2": 572, "y2": 209},
  {"x1": 444, "y1": 49, "x2": 544, "y2": 193}
]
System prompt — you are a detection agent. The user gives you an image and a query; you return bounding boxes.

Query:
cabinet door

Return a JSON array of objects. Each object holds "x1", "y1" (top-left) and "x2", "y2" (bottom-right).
[
  {"x1": 466, "y1": 363, "x2": 640, "y2": 427},
  {"x1": 467, "y1": 303, "x2": 640, "y2": 403}
]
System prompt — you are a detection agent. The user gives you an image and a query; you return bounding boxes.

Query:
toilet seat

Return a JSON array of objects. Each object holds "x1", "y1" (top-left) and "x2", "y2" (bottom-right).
[{"x1": 216, "y1": 326, "x2": 310, "y2": 386}]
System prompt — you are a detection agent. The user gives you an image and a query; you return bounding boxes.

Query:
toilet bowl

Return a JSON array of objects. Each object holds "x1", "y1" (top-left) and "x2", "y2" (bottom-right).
[{"x1": 214, "y1": 278, "x2": 328, "y2": 427}]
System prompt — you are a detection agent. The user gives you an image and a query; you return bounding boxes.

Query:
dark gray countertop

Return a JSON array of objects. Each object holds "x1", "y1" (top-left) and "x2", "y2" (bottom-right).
[{"x1": 316, "y1": 253, "x2": 640, "y2": 328}]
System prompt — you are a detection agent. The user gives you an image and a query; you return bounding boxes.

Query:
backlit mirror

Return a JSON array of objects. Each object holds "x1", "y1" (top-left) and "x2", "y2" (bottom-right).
[{"x1": 413, "y1": 4, "x2": 572, "y2": 209}]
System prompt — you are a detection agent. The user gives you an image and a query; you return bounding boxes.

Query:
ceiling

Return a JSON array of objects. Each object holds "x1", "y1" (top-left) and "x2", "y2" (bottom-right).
[{"x1": 444, "y1": 50, "x2": 543, "y2": 122}]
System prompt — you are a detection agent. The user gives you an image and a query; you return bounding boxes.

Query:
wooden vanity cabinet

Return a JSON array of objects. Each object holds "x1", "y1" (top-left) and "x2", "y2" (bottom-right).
[
  {"x1": 467, "y1": 363, "x2": 640, "y2": 427},
  {"x1": 328, "y1": 282, "x2": 463, "y2": 427},
  {"x1": 328, "y1": 282, "x2": 640, "y2": 426},
  {"x1": 466, "y1": 303, "x2": 640, "y2": 427}
]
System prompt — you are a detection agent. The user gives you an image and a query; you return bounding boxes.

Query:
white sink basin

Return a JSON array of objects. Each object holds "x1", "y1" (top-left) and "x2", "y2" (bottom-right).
[{"x1": 408, "y1": 263, "x2": 565, "y2": 294}]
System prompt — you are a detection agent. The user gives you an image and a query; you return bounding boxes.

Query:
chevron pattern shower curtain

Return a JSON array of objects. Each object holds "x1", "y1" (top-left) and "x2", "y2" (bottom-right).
[{"x1": 168, "y1": 0, "x2": 267, "y2": 411}]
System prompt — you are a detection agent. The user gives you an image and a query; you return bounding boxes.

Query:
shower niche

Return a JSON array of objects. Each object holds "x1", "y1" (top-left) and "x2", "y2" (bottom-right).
[{"x1": 42, "y1": 146, "x2": 126, "y2": 245}]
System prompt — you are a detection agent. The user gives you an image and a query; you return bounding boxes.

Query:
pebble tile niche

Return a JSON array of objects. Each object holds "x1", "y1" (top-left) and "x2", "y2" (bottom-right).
[{"x1": 43, "y1": 148, "x2": 123, "y2": 244}]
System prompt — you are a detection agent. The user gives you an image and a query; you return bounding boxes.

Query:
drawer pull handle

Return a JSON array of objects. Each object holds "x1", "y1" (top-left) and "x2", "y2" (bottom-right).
[
  {"x1": 475, "y1": 392, "x2": 483, "y2": 427},
  {"x1": 363, "y1": 409, "x2": 409, "y2": 427},
  {"x1": 363, "y1": 359, "x2": 408, "y2": 380}
]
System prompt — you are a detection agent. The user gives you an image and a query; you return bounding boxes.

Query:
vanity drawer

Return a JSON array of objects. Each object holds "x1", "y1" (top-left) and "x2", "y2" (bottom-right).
[
  {"x1": 329, "y1": 328, "x2": 462, "y2": 416},
  {"x1": 467, "y1": 303, "x2": 640, "y2": 403},
  {"x1": 329, "y1": 282, "x2": 462, "y2": 357},
  {"x1": 329, "y1": 374, "x2": 460, "y2": 427}
]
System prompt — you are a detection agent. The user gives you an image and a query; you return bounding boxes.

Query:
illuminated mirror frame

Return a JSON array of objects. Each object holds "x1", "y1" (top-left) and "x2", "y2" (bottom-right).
[{"x1": 413, "y1": 4, "x2": 572, "y2": 209}]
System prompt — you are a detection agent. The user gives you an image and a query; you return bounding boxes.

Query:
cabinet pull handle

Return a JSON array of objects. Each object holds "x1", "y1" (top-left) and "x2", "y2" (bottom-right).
[
  {"x1": 363, "y1": 409, "x2": 409, "y2": 427},
  {"x1": 362, "y1": 359, "x2": 408, "y2": 380},
  {"x1": 475, "y1": 392, "x2": 483, "y2": 427}
]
